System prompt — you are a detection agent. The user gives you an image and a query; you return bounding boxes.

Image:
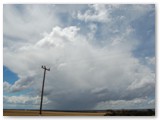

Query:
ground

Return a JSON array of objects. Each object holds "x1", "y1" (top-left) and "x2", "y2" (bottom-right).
[{"x1": 3, "y1": 109, "x2": 155, "y2": 116}]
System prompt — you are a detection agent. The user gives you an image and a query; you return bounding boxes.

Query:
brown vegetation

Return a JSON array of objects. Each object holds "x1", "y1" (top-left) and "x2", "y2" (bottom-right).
[
  {"x1": 3, "y1": 110, "x2": 106, "y2": 116},
  {"x1": 4, "y1": 109, "x2": 155, "y2": 116}
]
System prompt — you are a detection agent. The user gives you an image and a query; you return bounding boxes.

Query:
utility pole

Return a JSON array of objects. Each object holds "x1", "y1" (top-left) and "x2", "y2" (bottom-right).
[{"x1": 39, "y1": 65, "x2": 50, "y2": 115}]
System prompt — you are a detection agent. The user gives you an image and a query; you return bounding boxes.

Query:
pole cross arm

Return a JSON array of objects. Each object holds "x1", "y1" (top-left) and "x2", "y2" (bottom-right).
[{"x1": 42, "y1": 65, "x2": 50, "y2": 71}]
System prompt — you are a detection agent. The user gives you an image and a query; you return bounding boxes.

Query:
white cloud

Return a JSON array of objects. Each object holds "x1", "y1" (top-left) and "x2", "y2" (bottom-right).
[
  {"x1": 148, "y1": 99, "x2": 155, "y2": 105},
  {"x1": 3, "y1": 81, "x2": 11, "y2": 93},
  {"x1": 145, "y1": 56, "x2": 155, "y2": 65},
  {"x1": 87, "y1": 23, "x2": 97, "y2": 40},
  {"x1": 75, "y1": 4, "x2": 154, "y2": 24},
  {"x1": 3, "y1": 5, "x2": 60, "y2": 48},
  {"x1": 3, "y1": 76, "x2": 34, "y2": 93},
  {"x1": 36, "y1": 26, "x2": 80, "y2": 48},
  {"x1": 3, "y1": 4, "x2": 155, "y2": 110},
  {"x1": 95, "y1": 98, "x2": 154, "y2": 109},
  {"x1": 4, "y1": 25, "x2": 155, "y2": 109},
  {"x1": 76, "y1": 4, "x2": 111, "y2": 23},
  {"x1": 4, "y1": 95, "x2": 50, "y2": 105}
]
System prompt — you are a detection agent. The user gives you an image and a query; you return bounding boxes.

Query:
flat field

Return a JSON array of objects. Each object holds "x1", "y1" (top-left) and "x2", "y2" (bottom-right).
[
  {"x1": 3, "y1": 109, "x2": 155, "y2": 116},
  {"x1": 3, "y1": 110, "x2": 106, "y2": 116}
]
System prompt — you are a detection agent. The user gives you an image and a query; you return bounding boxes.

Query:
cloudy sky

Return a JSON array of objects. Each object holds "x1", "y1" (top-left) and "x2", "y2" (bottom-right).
[{"x1": 3, "y1": 4, "x2": 155, "y2": 110}]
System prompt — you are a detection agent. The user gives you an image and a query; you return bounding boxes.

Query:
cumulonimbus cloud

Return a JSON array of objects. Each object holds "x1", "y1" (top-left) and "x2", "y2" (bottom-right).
[{"x1": 3, "y1": 4, "x2": 155, "y2": 110}]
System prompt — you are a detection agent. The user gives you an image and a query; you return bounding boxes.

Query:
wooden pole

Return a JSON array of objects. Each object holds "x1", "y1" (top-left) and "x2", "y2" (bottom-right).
[{"x1": 40, "y1": 65, "x2": 50, "y2": 115}]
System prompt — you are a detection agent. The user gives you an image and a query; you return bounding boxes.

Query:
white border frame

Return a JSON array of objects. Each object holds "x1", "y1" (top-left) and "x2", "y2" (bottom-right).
[{"x1": 1, "y1": 0, "x2": 159, "y2": 120}]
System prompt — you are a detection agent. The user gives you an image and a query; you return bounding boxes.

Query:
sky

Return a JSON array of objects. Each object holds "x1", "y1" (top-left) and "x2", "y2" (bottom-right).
[{"x1": 3, "y1": 4, "x2": 155, "y2": 110}]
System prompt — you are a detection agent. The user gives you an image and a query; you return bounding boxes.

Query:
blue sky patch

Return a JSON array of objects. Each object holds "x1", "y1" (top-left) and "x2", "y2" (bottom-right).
[{"x1": 3, "y1": 66, "x2": 19, "y2": 84}]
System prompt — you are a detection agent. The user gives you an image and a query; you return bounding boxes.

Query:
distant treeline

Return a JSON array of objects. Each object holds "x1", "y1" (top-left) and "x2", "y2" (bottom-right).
[{"x1": 104, "y1": 109, "x2": 155, "y2": 116}]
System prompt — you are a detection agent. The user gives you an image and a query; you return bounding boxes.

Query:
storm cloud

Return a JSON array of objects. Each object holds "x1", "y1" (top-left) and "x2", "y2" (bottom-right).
[{"x1": 3, "y1": 4, "x2": 155, "y2": 110}]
